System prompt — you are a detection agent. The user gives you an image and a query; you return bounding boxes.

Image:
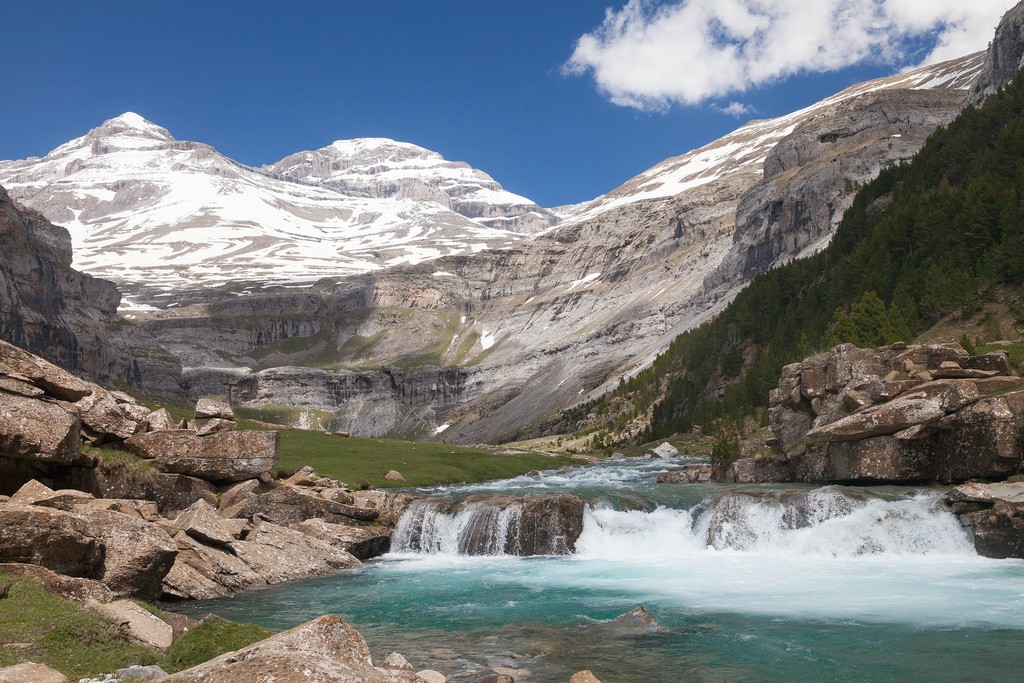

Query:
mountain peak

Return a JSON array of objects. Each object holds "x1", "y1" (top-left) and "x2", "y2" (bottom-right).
[{"x1": 88, "y1": 112, "x2": 174, "y2": 144}]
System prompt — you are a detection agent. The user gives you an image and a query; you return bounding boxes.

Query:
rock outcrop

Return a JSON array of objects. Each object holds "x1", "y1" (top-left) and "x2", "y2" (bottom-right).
[
  {"x1": 944, "y1": 482, "x2": 1024, "y2": 559},
  {"x1": 967, "y1": 1, "x2": 1024, "y2": 107},
  {"x1": 0, "y1": 184, "x2": 181, "y2": 399},
  {"x1": 731, "y1": 343, "x2": 1024, "y2": 485},
  {"x1": 165, "y1": 615, "x2": 421, "y2": 682}
]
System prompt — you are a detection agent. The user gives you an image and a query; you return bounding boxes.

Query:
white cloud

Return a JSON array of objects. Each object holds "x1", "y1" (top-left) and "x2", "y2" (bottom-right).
[
  {"x1": 565, "y1": 0, "x2": 1012, "y2": 111},
  {"x1": 713, "y1": 101, "x2": 757, "y2": 117}
]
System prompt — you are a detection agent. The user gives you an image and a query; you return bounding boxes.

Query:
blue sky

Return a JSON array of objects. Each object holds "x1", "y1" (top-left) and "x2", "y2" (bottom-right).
[{"x1": 1, "y1": 1, "x2": 1012, "y2": 207}]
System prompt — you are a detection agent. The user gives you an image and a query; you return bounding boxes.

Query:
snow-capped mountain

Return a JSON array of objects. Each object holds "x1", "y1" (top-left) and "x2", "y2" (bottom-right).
[{"x1": 0, "y1": 113, "x2": 550, "y2": 300}]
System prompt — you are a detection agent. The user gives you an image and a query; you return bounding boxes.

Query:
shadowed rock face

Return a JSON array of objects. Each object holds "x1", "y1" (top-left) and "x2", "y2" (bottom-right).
[{"x1": 0, "y1": 184, "x2": 181, "y2": 398}]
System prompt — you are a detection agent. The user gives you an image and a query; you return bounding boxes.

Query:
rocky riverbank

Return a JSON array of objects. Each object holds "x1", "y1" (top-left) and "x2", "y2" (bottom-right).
[{"x1": 699, "y1": 341, "x2": 1024, "y2": 558}]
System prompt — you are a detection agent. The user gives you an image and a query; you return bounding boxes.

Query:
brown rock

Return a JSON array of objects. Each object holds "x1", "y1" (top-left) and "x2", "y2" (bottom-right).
[
  {"x1": 87, "y1": 508, "x2": 178, "y2": 600},
  {"x1": 145, "y1": 407, "x2": 176, "y2": 432},
  {"x1": 770, "y1": 405, "x2": 813, "y2": 449},
  {"x1": 933, "y1": 397, "x2": 1022, "y2": 483},
  {"x1": 812, "y1": 436, "x2": 932, "y2": 483},
  {"x1": 232, "y1": 521, "x2": 361, "y2": 584},
  {"x1": 75, "y1": 386, "x2": 144, "y2": 441},
  {"x1": 0, "y1": 392, "x2": 83, "y2": 464},
  {"x1": 218, "y1": 479, "x2": 261, "y2": 511},
  {"x1": 0, "y1": 562, "x2": 114, "y2": 603},
  {"x1": 0, "y1": 505, "x2": 102, "y2": 577},
  {"x1": 80, "y1": 498, "x2": 161, "y2": 522},
  {"x1": 351, "y1": 490, "x2": 416, "y2": 526},
  {"x1": 803, "y1": 396, "x2": 944, "y2": 443},
  {"x1": 292, "y1": 518, "x2": 389, "y2": 559},
  {"x1": 726, "y1": 457, "x2": 793, "y2": 483},
  {"x1": 192, "y1": 417, "x2": 237, "y2": 436},
  {"x1": 570, "y1": 671, "x2": 603, "y2": 683},
  {"x1": 0, "y1": 376, "x2": 44, "y2": 397},
  {"x1": 962, "y1": 351, "x2": 1012, "y2": 374},
  {"x1": 0, "y1": 662, "x2": 69, "y2": 683},
  {"x1": 126, "y1": 429, "x2": 280, "y2": 483},
  {"x1": 195, "y1": 398, "x2": 235, "y2": 420},
  {"x1": 171, "y1": 499, "x2": 235, "y2": 547},
  {"x1": 94, "y1": 470, "x2": 218, "y2": 516},
  {"x1": 8, "y1": 479, "x2": 55, "y2": 505},
  {"x1": 224, "y1": 485, "x2": 378, "y2": 525},
  {"x1": 940, "y1": 380, "x2": 980, "y2": 413},
  {"x1": 88, "y1": 598, "x2": 173, "y2": 649},
  {"x1": 385, "y1": 469, "x2": 407, "y2": 482},
  {"x1": 165, "y1": 615, "x2": 420, "y2": 682},
  {"x1": 162, "y1": 532, "x2": 264, "y2": 600},
  {"x1": 656, "y1": 464, "x2": 713, "y2": 483}
]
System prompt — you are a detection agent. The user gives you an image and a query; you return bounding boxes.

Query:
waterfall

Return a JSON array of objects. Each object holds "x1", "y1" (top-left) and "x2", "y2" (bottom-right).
[
  {"x1": 575, "y1": 488, "x2": 975, "y2": 560},
  {"x1": 392, "y1": 498, "x2": 525, "y2": 556},
  {"x1": 392, "y1": 494, "x2": 585, "y2": 556}
]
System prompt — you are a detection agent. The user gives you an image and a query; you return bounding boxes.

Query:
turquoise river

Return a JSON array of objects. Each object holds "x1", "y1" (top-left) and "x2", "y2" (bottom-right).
[{"x1": 167, "y1": 458, "x2": 1024, "y2": 682}]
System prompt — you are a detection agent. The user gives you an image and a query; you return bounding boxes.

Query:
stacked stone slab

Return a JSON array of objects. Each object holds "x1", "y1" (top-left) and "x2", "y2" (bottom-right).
[{"x1": 731, "y1": 342, "x2": 1024, "y2": 484}]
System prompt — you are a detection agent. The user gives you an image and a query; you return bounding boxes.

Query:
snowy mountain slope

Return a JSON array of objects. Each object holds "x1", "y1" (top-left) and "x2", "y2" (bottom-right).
[
  {"x1": 0, "y1": 113, "x2": 544, "y2": 300},
  {"x1": 560, "y1": 53, "x2": 984, "y2": 226},
  {"x1": 265, "y1": 138, "x2": 556, "y2": 234},
  {"x1": 131, "y1": 51, "x2": 990, "y2": 444}
]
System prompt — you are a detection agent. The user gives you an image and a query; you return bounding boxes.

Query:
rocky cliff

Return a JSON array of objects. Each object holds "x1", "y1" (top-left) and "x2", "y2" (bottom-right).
[
  {"x1": 0, "y1": 185, "x2": 180, "y2": 398},
  {"x1": 967, "y1": 1, "x2": 1024, "y2": 107},
  {"x1": 140, "y1": 54, "x2": 986, "y2": 442}
]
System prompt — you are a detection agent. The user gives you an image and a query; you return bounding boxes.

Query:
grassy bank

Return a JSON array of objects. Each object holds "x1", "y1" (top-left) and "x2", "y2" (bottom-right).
[
  {"x1": 0, "y1": 573, "x2": 271, "y2": 678},
  {"x1": 266, "y1": 427, "x2": 575, "y2": 488}
]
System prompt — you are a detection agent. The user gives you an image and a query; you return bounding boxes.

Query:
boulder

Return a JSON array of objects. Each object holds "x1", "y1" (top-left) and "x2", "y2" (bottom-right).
[
  {"x1": 0, "y1": 562, "x2": 114, "y2": 603},
  {"x1": 75, "y1": 386, "x2": 144, "y2": 442},
  {"x1": 145, "y1": 408, "x2": 176, "y2": 432},
  {"x1": 194, "y1": 398, "x2": 235, "y2": 420},
  {"x1": 416, "y1": 672, "x2": 446, "y2": 683},
  {"x1": 192, "y1": 417, "x2": 237, "y2": 436},
  {"x1": 164, "y1": 614, "x2": 421, "y2": 682},
  {"x1": 292, "y1": 518, "x2": 390, "y2": 559},
  {"x1": 385, "y1": 469, "x2": 406, "y2": 482},
  {"x1": 170, "y1": 499, "x2": 235, "y2": 548},
  {"x1": 656, "y1": 464, "x2": 712, "y2": 483},
  {"x1": 0, "y1": 505, "x2": 102, "y2": 577},
  {"x1": 804, "y1": 396, "x2": 944, "y2": 443},
  {"x1": 162, "y1": 532, "x2": 264, "y2": 600},
  {"x1": 0, "y1": 504, "x2": 174, "y2": 600},
  {"x1": 651, "y1": 442, "x2": 678, "y2": 458},
  {"x1": 0, "y1": 392, "x2": 83, "y2": 464},
  {"x1": 80, "y1": 498, "x2": 162, "y2": 522},
  {"x1": 116, "y1": 665, "x2": 170, "y2": 681},
  {"x1": 95, "y1": 470, "x2": 218, "y2": 516},
  {"x1": 726, "y1": 456, "x2": 793, "y2": 483},
  {"x1": 232, "y1": 521, "x2": 361, "y2": 584},
  {"x1": 217, "y1": 479, "x2": 261, "y2": 511},
  {"x1": 0, "y1": 662, "x2": 69, "y2": 683},
  {"x1": 932, "y1": 397, "x2": 1021, "y2": 483},
  {"x1": 383, "y1": 653, "x2": 414, "y2": 671},
  {"x1": 797, "y1": 436, "x2": 933, "y2": 483},
  {"x1": 958, "y1": 500, "x2": 1024, "y2": 559},
  {"x1": 613, "y1": 604, "x2": 659, "y2": 629},
  {"x1": 223, "y1": 485, "x2": 378, "y2": 525},
  {"x1": 8, "y1": 479, "x2": 56, "y2": 505},
  {"x1": 351, "y1": 490, "x2": 416, "y2": 526},
  {"x1": 88, "y1": 598, "x2": 174, "y2": 649},
  {"x1": 570, "y1": 672, "x2": 603, "y2": 683},
  {"x1": 126, "y1": 429, "x2": 279, "y2": 483},
  {"x1": 87, "y1": 508, "x2": 178, "y2": 601}
]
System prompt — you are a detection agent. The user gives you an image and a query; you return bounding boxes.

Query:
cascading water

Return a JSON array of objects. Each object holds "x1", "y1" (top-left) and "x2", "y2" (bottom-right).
[
  {"x1": 392, "y1": 498, "x2": 524, "y2": 555},
  {"x1": 168, "y1": 459, "x2": 1024, "y2": 683}
]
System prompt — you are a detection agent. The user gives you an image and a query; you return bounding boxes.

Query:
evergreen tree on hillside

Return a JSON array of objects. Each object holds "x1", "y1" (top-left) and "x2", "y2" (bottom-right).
[{"x1": 569, "y1": 68, "x2": 1024, "y2": 444}]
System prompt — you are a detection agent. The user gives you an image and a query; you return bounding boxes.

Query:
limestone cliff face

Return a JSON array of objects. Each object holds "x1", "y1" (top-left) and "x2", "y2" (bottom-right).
[
  {"x1": 706, "y1": 84, "x2": 973, "y2": 291},
  {"x1": 0, "y1": 184, "x2": 181, "y2": 397},
  {"x1": 967, "y1": 1, "x2": 1024, "y2": 107},
  {"x1": 142, "y1": 54, "x2": 991, "y2": 443}
]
